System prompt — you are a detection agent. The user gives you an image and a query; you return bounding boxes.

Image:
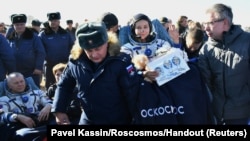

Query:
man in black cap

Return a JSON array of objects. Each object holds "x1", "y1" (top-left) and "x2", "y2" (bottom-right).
[
  {"x1": 51, "y1": 21, "x2": 140, "y2": 125},
  {"x1": 38, "y1": 12, "x2": 74, "y2": 90},
  {"x1": 31, "y1": 19, "x2": 42, "y2": 34},
  {"x1": 65, "y1": 19, "x2": 76, "y2": 41},
  {"x1": 5, "y1": 13, "x2": 46, "y2": 88}
]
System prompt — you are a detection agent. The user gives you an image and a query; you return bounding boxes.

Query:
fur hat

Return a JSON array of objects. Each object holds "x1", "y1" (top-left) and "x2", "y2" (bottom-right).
[
  {"x1": 42, "y1": 21, "x2": 49, "y2": 28},
  {"x1": 76, "y1": 21, "x2": 108, "y2": 49},
  {"x1": 11, "y1": 14, "x2": 27, "y2": 24},
  {"x1": 10, "y1": 14, "x2": 16, "y2": 20},
  {"x1": 100, "y1": 12, "x2": 118, "y2": 29},
  {"x1": 47, "y1": 12, "x2": 61, "y2": 20},
  {"x1": 66, "y1": 20, "x2": 73, "y2": 24},
  {"x1": 70, "y1": 30, "x2": 120, "y2": 60},
  {"x1": 31, "y1": 19, "x2": 41, "y2": 26}
]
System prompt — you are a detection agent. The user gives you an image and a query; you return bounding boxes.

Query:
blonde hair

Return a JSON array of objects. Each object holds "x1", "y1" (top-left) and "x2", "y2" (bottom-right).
[{"x1": 52, "y1": 63, "x2": 67, "y2": 75}]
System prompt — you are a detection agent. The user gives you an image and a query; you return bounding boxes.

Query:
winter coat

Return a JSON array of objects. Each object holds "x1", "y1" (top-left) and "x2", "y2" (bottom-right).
[
  {"x1": 0, "y1": 34, "x2": 16, "y2": 81},
  {"x1": 6, "y1": 28, "x2": 45, "y2": 76},
  {"x1": 198, "y1": 25, "x2": 250, "y2": 120},
  {"x1": 38, "y1": 26, "x2": 74, "y2": 65},
  {"x1": 51, "y1": 33, "x2": 140, "y2": 124}
]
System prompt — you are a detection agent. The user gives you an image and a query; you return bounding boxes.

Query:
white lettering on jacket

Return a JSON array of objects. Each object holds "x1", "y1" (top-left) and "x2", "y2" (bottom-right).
[{"x1": 140, "y1": 105, "x2": 184, "y2": 118}]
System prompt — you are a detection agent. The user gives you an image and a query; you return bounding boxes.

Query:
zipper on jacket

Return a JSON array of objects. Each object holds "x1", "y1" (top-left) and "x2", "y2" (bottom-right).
[{"x1": 221, "y1": 44, "x2": 227, "y2": 124}]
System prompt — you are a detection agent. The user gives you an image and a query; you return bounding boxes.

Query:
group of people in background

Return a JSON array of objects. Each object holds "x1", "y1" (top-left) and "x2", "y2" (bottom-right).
[{"x1": 0, "y1": 2, "x2": 250, "y2": 141}]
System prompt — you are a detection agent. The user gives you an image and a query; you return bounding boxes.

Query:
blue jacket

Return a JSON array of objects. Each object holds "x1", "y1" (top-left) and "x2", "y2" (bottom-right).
[
  {"x1": 199, "y1": 25, "x2": 250, "y2": 120},
  {"x1": 39, "y1": 26, "x2": 74, "y2": 65},
  {"x1": 0, "y1": 34, "x2": 16, "y2": 81},
  {"x1": 52, "y1": 54, "x2": 140, "y2": 124},
  {"x1": 6, "y1": 28, "x2": 45, "y2": 76},
  {"x1": 51, "y1": 39, "x2": 140, "y2": 124}
]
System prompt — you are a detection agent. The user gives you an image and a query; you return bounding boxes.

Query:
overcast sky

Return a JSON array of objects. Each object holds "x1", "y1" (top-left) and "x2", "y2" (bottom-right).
[{"x1": 1, "y1": 0, "x2": 249, "y2": 28}]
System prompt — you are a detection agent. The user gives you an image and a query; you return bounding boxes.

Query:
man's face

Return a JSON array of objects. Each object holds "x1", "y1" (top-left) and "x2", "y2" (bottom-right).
[
  {"x1": 13, "y1": 23, "x2": 26, "y2": 34},
  {"x1": 203, "y1": 13, "x2": 225, "y2": 40},
  {"x1": 84, "y1": 42, "x2": 108, "y2": 63},
  {"x1": 49, "y1": 19, "x2": 60, "y2": 29},
  {"x1": 8, "y1": 76, "x2": 26, "y2": 93}
]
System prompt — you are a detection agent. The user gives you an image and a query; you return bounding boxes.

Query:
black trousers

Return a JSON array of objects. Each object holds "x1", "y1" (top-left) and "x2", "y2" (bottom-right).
[{"x1": 44, "y1": 63, "x2": 56, "y2": 90}]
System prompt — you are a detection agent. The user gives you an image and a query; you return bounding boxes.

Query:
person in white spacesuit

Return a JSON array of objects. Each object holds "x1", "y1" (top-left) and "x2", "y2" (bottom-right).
[{"x1": 0, "y1": 72, "x2": 52, "y2": 141}]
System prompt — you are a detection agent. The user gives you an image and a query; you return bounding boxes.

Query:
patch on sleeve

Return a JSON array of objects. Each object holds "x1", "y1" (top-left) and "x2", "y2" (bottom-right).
[{"x1": 126, "y1": 64, "x2": 135, "y2": 76}]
